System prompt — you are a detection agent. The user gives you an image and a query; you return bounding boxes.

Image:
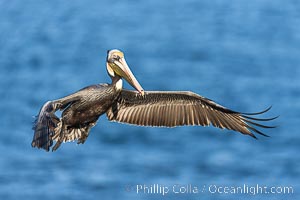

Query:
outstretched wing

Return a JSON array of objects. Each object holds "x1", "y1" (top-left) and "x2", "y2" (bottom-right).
[
  {"x1": 32, "y1": 101, "x2": 61, "y2": 151},
  {"x1": 32, "y1": 99, "x2": 96, "y2": 152},
  {"x1": 106, "y1": 90, "x2": 276, "y2": 138},
  {"x1": 32, "y1": 87, "x2": 92, "y2": 151},
  {"x1": 32, "y1": 84, "x2": 110, "y2": 151}
]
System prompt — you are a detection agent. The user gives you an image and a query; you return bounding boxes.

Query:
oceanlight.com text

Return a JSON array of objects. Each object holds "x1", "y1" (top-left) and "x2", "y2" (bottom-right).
[{"x1": 125, "y1": 183, "x2": 294, "y2": 196}]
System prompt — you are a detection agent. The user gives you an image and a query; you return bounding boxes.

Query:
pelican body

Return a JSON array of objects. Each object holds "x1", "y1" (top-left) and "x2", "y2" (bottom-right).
[{"x1": 32, "y1": 49, "x2": 276, "y2": 152}]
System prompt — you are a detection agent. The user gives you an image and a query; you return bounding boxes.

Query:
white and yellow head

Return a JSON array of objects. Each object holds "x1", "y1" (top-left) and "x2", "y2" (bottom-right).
[{"x1": 106, "y1": 49, "x2": 144, "y2": 95}]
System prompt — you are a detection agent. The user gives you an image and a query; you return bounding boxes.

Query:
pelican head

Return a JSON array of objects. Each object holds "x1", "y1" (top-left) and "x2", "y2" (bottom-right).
[{"x1": 106, "y1": 49, "x2": 144, "y2": 95}]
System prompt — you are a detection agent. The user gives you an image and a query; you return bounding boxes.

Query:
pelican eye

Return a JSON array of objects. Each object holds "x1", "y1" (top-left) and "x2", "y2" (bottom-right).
[{"x1": 113, "y1": 55, "x2": 121, "y2": 60}]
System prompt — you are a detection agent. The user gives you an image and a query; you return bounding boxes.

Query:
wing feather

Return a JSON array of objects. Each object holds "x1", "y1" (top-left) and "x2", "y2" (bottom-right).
[{"x1": 106, "y1": 90, "x2": 276, "y2": 138}]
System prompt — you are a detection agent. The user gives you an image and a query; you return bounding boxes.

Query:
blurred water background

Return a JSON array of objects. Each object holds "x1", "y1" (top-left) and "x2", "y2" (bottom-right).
[{"x1": 0, "y1": 0, "x2": 299, "y2": 199}]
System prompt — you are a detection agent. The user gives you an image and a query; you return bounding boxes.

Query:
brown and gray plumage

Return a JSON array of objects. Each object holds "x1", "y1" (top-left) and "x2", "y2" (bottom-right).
[
  {"x1": 32, "y1": 49, "x2": 276, "y2": 152},
  {"x1": 107, "y1": 90, "x2": 276, "y2": 136}
]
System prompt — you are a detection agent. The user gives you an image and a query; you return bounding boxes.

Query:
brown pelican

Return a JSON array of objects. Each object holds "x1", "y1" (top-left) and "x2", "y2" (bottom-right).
[{"x1": 32, "y1": 49, "x2": 276, "y2": 152}]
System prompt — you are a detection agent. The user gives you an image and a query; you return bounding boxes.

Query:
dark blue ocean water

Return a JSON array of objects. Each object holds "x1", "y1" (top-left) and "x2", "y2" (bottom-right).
[{"x1": 0, "y1": 0, "x2": 299, "y2": 199}]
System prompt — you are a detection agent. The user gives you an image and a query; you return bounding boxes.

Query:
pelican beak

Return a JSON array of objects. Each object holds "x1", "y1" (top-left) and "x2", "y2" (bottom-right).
[{"x1": 109, "y1": 57, "x2": 144, "y2": 95}]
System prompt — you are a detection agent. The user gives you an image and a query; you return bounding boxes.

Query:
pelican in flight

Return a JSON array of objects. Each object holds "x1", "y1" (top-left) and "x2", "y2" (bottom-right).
[{"x1": 32, "y1": 49, "x2": 276, "y2": 151}]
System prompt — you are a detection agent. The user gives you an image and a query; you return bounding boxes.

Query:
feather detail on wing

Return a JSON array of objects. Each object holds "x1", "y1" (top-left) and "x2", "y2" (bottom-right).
[
  {"x1": 32, "y1": 96, "x2": 95, "y2": 151},
  {"x1": 106, "y1": 90, "x2": 277, "y2": 138},
  {"x1": 32, "y1": 101, "x2": 59, "y2": 151}
]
